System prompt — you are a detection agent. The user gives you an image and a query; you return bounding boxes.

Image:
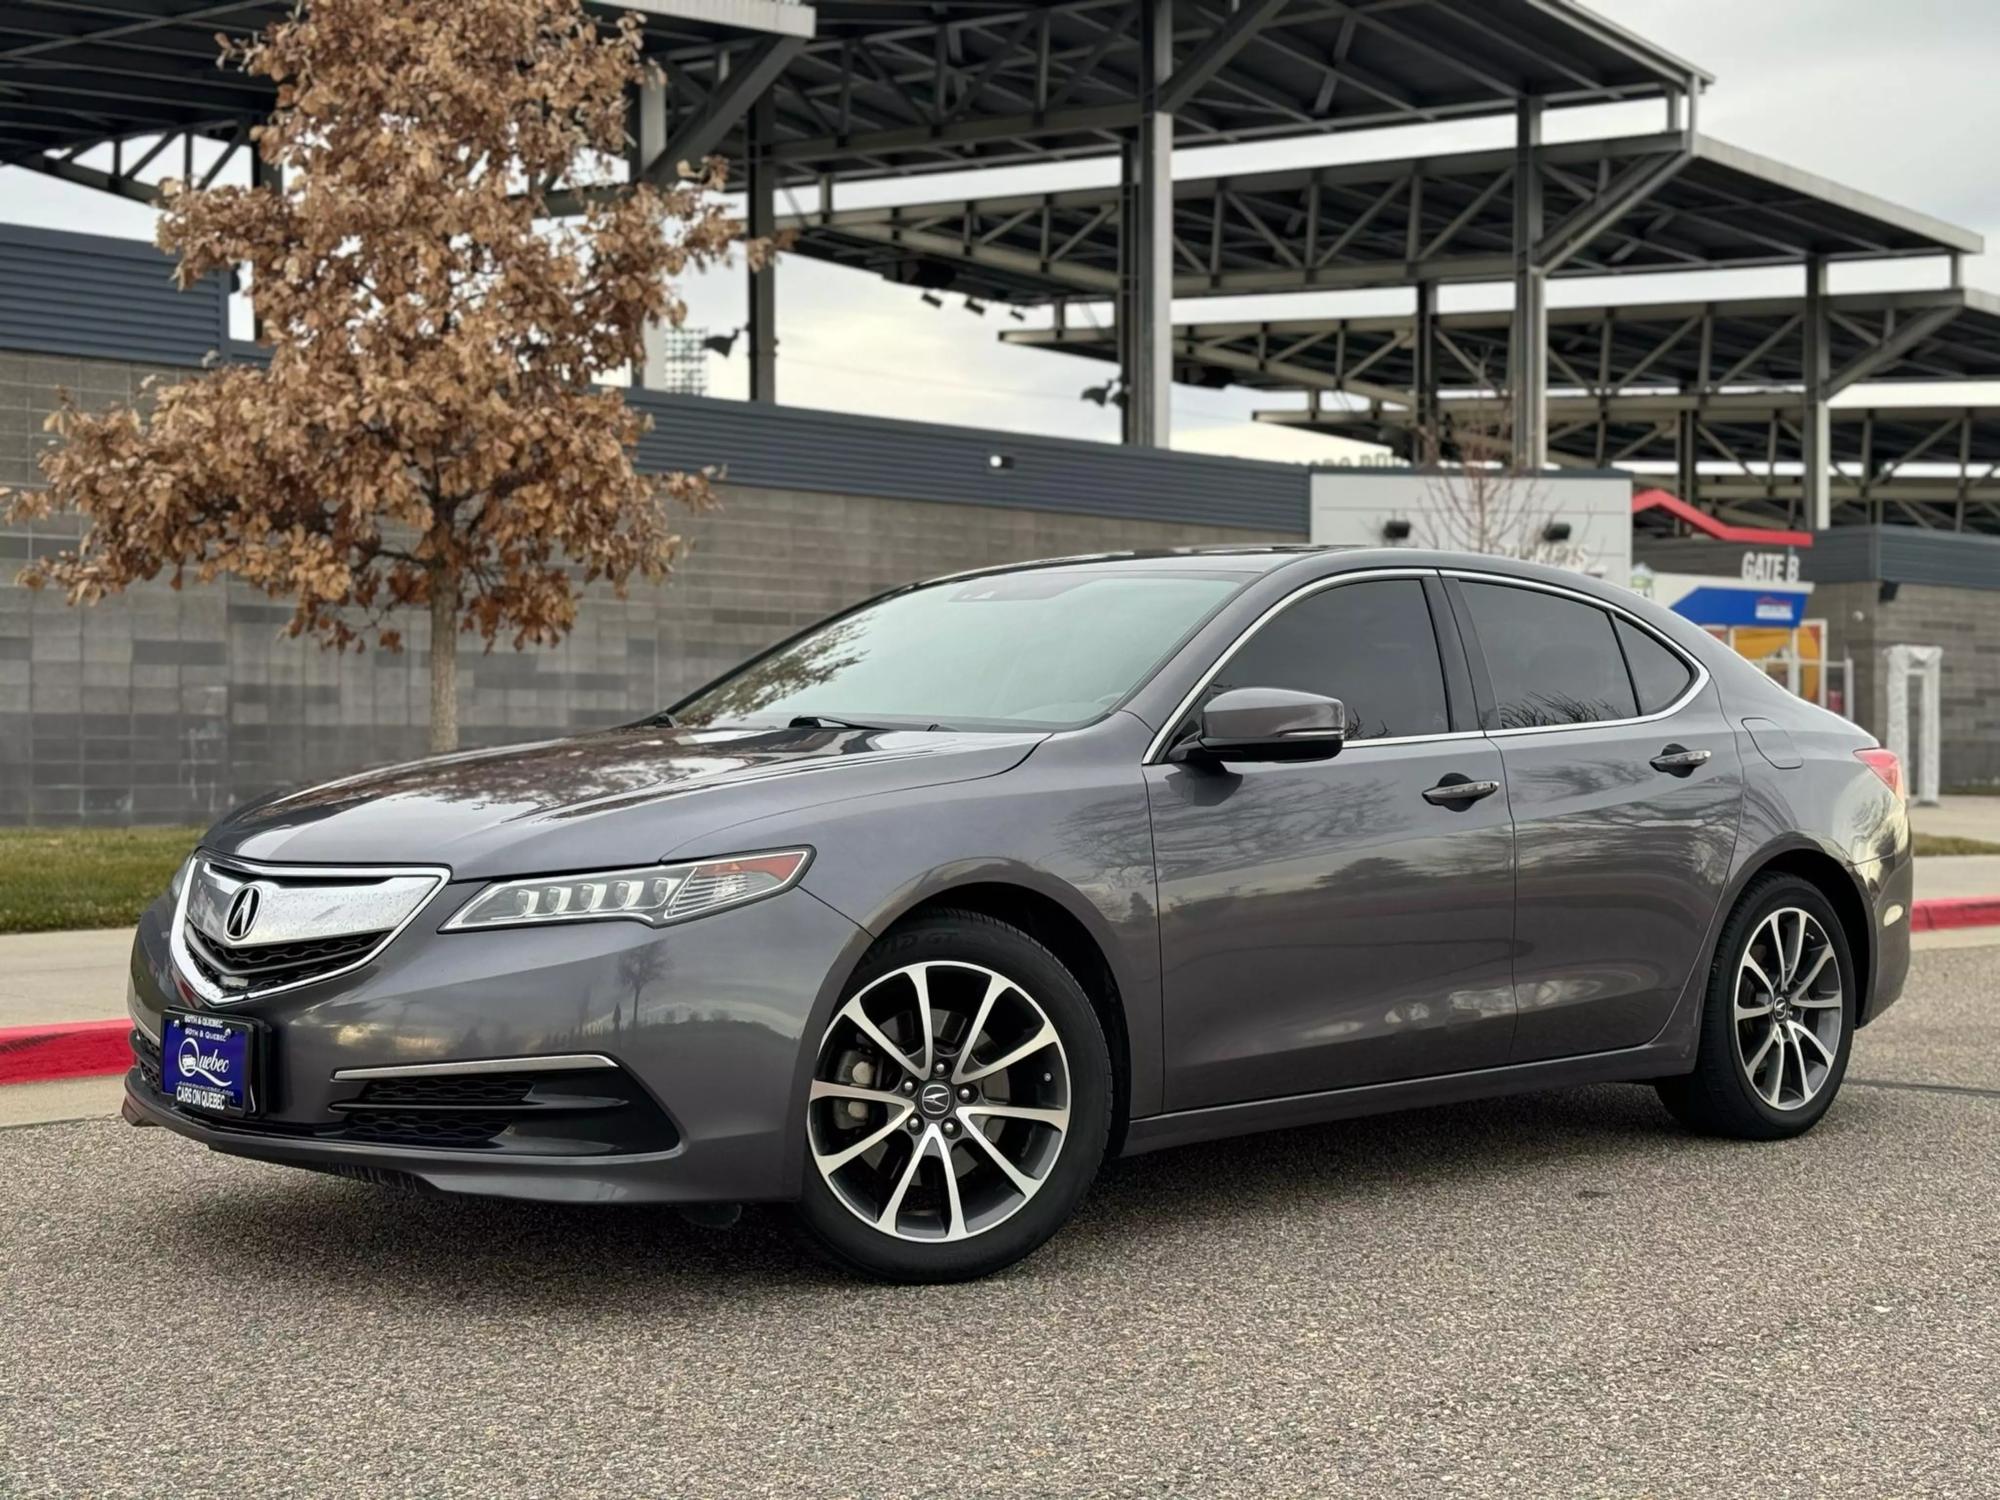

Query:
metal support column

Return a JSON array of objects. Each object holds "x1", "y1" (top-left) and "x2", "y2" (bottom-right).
[
  {"x1": 1510, "y1": 97, "x2": 1547, "y2": 470},
  {"x1": 1802, "y1": 255, "x2": 1832, "y2": 531},
  {"x1": 746, "y1": 90, "x2": 778, "y2": 404},
  {"x1": 1676, "y1": 408, "x2": 1699, "y2": 511},
  {"x1": 634, "y1": 77, "x2": 671, "y2": 389},
  {"x1": 1119, "y1": 0, "x2": 1173, "y2": 447},
  {"x1": 1413, "y1": 280, "x2": 1438, "y2": 462}
]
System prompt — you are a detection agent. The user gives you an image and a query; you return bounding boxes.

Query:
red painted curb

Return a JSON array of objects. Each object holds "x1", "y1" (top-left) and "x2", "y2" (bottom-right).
[
  {"x1": 0, "y1": 1019, "x2": 132, "y2": 1086},
  {"x1": 1911, "y1": 897, "x2": 2000, "y2": 933}
]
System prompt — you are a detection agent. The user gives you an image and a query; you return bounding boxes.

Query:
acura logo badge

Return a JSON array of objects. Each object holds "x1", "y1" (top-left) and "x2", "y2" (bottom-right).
[{"x1": 224, "y1": 884, "x2": 263, "y2": 943}]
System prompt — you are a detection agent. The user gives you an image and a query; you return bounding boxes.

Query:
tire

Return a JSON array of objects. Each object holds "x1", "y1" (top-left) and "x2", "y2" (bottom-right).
[
  {"x1": 1656, "y1": 872, "x2": 1857, "y2": 1140},
  {"x1": 795, "y1": 910, "x2": 1113, "y2": 1283}
]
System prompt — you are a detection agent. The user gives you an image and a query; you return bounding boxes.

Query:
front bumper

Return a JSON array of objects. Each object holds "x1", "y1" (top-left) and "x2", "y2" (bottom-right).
[{"x1": 126, "y1": 881, "x2": 871, "y2": 1205}]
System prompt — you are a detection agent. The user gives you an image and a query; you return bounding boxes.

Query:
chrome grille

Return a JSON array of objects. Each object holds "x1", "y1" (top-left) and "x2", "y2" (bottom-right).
[
  {"x1": 182, "y1": 926, "x2": 387, "y2": 993},
  {"x1": 172, "y1": 856, "x2": 448, "y2": 1004}
]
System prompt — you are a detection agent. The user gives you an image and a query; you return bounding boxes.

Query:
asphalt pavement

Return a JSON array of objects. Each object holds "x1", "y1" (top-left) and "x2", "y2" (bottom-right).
[{"x1": 2, "y1": 949, "x2": 1996, "y2": 1499}]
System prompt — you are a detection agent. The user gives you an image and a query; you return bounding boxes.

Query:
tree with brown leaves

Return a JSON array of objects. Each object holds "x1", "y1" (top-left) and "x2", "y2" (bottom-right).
[{"x1": 6, "y1": 0, "x2": 760, "y2": 752}]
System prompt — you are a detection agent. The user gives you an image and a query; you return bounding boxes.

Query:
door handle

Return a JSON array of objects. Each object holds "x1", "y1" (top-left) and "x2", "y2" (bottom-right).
[
  {"x1": 1650, "y1": 744, "x2": 1712, "y2": 774},
  {"x1": 1423, "y1": 776, "x2": 1501, "y2": 806}
]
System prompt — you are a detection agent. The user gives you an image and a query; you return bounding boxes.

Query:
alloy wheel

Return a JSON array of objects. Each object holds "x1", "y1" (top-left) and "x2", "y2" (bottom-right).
[
  {"x1": 808, "y1": 960, "x2": 1071, "y2": 1242},
  {"x1": 1732, "y1": 906, "x2": 1844, "y2": 1112}
]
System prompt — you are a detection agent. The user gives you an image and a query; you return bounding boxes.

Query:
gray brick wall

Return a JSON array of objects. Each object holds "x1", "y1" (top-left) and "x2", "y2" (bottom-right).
[
  {"x1": 1820, "y1": 581, "x2": 2000, "y2": 789},
  {"x1": 2, "y1": 354, "x2": 1296, "y2": 825}
]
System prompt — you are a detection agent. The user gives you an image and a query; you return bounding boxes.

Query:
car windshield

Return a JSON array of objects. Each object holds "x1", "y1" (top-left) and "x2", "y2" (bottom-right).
[{"x1": 673, "y1": 566, "x2": 1252, "y2": 731}]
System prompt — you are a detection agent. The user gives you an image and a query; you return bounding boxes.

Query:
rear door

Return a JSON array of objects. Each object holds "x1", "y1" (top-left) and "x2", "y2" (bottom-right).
[
  {"x1": 1446, "y1": 574, "x2": 1742, "y2": 1062},
  {"x1": 1149, "y1": 572, "x2": 1518, "y2": 1111}
]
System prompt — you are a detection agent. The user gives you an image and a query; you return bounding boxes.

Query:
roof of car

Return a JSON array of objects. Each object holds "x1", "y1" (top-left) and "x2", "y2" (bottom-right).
[
  {"x1": 929, "y1": 545, "x2": 1341, "y2": 583},
  {"x1": 930, "y1": 544, "x2": 1616, "y2": 584}
]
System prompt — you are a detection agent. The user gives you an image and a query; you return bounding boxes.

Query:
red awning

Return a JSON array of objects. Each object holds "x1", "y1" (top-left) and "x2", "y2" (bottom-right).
[{"x1": 1632, "y1": 489, "x2": 1813, "y2": 548}]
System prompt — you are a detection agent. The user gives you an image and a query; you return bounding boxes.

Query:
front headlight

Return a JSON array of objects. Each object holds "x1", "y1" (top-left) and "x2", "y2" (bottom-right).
[
  {"x1": 441, "y1": 849, "x2": 812, "y2": 932},
  {"x1": 167, "y1": 852, "x2": 196, "y2": 904}
]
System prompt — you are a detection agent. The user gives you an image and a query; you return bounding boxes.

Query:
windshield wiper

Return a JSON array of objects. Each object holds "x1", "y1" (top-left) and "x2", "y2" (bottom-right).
[
  {"x1": 787, "y1": 713, "x2": 892, "y2": 732},
  {"x1": 633, "y1": 710, "x2": 678, "y2": 727}
]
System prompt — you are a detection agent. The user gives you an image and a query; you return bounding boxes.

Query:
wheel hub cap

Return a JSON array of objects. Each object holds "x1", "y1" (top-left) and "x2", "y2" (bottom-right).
[
  {"x1": 1732, "y1": 906, "x2": 1843, "y2": 1112},
  {"x1": 807, "y1": 960, "x2": 1072, "y2": 1243}
]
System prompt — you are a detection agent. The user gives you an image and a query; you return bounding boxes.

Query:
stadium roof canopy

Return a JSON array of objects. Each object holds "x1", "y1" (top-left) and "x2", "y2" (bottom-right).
[
  {"x1": 0, "y1": 0, "x2": 812, "y2": 190},
  {"x1": 789, "y1": 132, "x2": 1982, "y2": 303},
  {"x1": 1000, "y1": 285, "x2": 2000, "y2": 402},
  {"x1": 1263, "y1": 399, "x2": 2000, "y2": 472},
  {"x1": 1265, "y1": 400, "x2": 2000, "y2": 535},
  {"x1": 1, "y1": 1, "x2": 1712, "y2": 193}
]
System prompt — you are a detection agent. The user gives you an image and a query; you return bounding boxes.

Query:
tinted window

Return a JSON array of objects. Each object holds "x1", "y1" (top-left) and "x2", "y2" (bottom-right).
[
  {"x1": 1210, "y1": 579, "x2": 1449, "y2": 741},
  {"x1": 1460, "y1": 582, "x2": 1638, "y2": 729},
  {"x1": 1616, "y1": 618, "x2": 1695, "y2": 715},
  {"x1": 675, "y1": 567, "x2": 1248, "y2": 731}
]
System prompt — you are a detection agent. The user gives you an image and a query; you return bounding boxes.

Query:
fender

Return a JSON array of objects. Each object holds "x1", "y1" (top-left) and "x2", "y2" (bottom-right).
[
  {"x1": 817, "y1": 853, "x2": 1162, "y2": 1118},
  {"x1": 1646, "y1": 828, "x2": 1883, "y2": 1062},
  {"x1": 771, "y1": 859, "x2": 1161, "y2": 1199}
]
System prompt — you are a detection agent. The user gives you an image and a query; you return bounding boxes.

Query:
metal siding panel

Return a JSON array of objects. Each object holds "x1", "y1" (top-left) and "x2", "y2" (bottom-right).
[
  {"x1": 629, "y1": 391, "x2": 1308, "y2": 532},
  {"x1": 1876, "y1": 527, "x2": 2000, "y2": 591},
  {"x1": 1798, "y1": 529, "x2": 1878, "y2": 584},
  {"x1": 0, "y1": 224, "x2": 226, "y2": 367},
  {"x1": 1793, "y1": 527, "x2": 2000, "y2": 591}
]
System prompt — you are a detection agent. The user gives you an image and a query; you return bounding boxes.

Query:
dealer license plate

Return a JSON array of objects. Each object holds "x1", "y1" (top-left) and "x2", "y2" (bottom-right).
[{"x1": 161, "y1": 1010, "x2": 258, "y2": 1117}]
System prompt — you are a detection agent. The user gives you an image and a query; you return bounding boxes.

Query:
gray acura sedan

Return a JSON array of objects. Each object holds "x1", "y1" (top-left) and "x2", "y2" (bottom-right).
[{"x1": 125, "y1": 547, "x2": 1911, "y2": 1281}]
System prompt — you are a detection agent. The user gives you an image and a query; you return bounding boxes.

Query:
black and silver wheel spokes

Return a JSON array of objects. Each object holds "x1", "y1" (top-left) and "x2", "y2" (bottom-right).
[
  {"x1": 808, "y1": 961, "x2": 1070, "y2": 1242},
  {"x1": 1732, "y1": 906, "x2": 1843, "y2": 1112}
]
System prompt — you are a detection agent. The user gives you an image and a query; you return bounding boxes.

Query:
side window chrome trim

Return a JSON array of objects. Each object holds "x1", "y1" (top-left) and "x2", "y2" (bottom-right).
[
  {"x1": 1143, "y1": 567, "x2": 1456, "y2": 765},
  {"x1": 1442, "y1": 569, "x2": 1712, "y2": 737}
]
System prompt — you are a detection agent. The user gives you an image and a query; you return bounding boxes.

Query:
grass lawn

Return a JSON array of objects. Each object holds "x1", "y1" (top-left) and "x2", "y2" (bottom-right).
[
  {"x1": 1911, "y1": 832, "x2": 2000, "y2": 858},
  {"x1": 0, "y1": 826, "x2": 201, "y2": 935}
]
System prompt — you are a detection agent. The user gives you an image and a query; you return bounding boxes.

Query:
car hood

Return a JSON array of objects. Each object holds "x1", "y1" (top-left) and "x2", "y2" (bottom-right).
[{"x1": 204, "y1": 724, "x2": 1043, "y2": 878}]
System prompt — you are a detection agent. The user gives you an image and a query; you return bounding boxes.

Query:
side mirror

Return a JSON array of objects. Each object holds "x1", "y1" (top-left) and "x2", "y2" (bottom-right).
[{"x1": 1172, "y1": 686, "x2": 1348, "y2": 765}]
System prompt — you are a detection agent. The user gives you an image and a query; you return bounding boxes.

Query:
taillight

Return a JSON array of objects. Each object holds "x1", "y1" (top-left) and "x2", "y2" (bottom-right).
[{"x1": 1856, "y1": 747, "x2": 1904, "y2": 801}]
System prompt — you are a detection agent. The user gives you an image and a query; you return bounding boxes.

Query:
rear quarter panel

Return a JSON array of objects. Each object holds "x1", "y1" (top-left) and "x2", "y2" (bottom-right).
[{"x1": 1721, "y1": 671, "x2": 1911, "y2": 1025}]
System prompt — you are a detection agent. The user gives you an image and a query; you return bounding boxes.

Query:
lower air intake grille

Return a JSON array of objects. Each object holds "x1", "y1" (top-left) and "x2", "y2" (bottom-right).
[
  {"x1": 337, "y1": 1110, "x2": 519, "y2": 1149},
  {"x1": 324, "y1": 1067, "x2": 680, "y2": 1155},
  {"x1": 354, "y1": 1074, "x2": 537, "y2": 1108},
  {"x1": 132, "y1": 1028, "x2": 162, "y2": 1092}
]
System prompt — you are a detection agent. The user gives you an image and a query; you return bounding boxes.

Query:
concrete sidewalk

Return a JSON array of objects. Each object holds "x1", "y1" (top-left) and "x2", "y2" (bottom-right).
[
  {"x1": 1911, "y1": 795, "x2": 2000, "y2": 845},
  {"x1": 0, "y1": 928, "x2": 132, "y2": 1028},
  {"x1": 1915, "y1": 854, "x2": 2000, "y2": 902}
]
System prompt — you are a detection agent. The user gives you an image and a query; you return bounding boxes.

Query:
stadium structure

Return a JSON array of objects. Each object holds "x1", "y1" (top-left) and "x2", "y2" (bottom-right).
[{"x1": 4, "y1": 1, "x2": 1999, "y2": 819}]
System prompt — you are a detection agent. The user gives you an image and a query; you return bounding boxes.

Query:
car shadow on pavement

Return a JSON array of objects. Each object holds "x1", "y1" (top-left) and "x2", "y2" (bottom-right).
[{"x1": 154, "y1": 1081, "x2": 1890, "y2": 1304}]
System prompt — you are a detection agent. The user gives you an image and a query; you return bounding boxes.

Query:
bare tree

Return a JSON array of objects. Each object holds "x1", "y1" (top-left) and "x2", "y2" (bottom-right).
[{"x1": 1410, "y1": 375, "x2": 1573, "y2": 565}]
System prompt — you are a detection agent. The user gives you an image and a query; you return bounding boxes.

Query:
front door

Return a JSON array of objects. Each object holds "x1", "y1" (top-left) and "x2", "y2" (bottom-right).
[
  {"x1": 1448, "y1": 576, "x2": 1743, "y2": 1062},
  {"x1": 1149, "y1": 574, "x2": 1518, "y2": 1113}
]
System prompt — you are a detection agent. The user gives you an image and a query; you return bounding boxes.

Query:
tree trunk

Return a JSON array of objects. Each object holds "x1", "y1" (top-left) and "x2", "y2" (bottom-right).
[{"x1": 428, "y1": 565, "x2": 459, "y2": 754}]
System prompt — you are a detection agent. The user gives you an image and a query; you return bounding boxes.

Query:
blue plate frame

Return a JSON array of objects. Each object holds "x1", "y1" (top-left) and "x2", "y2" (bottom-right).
[{"x1": 161, "y1": 1010, "x2": 262, "y2": 1118}]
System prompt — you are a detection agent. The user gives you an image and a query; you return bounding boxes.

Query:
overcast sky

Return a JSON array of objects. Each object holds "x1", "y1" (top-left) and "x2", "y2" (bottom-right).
[{"x1": 3, "y1": 0, "x2": 1991, "y2": 465}]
